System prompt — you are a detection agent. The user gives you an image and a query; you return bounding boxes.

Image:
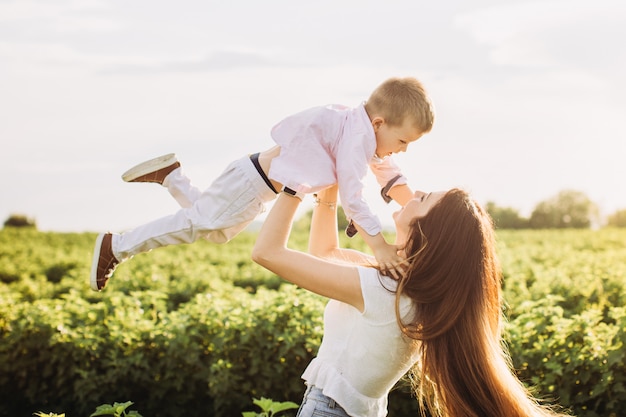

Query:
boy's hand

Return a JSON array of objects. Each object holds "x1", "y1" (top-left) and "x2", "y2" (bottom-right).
[
  {"x1": 350, "y1": 222, "x2": 407, "y2": 279},
  {"x1": 373, "y1": 243, "x2": 407, "y2": 280}
]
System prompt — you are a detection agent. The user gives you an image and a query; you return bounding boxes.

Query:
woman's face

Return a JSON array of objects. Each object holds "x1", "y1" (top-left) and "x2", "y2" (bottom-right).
[{"x1": 393, "y1": 191, "x2": 446, "y2": 243}]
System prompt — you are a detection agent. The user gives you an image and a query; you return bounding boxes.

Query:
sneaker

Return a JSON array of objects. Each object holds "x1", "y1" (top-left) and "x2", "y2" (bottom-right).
[
  {"x1": 121, "y1": 153, "x2": 180, "y2": 184},
  {"x1": 90, "y1": 233, "x2": 119, "y2": 291}
]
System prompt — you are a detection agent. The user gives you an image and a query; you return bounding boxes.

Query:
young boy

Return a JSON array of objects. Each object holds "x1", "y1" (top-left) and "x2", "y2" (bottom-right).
[{"x1": 91, "y1": 76, "x2": 435, "y2": 291}]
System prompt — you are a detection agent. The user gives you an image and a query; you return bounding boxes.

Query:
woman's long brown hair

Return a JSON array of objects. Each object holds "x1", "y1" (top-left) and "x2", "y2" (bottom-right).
[{"x1": 396, "y1": 188, "x2": 569, "y2": 417}]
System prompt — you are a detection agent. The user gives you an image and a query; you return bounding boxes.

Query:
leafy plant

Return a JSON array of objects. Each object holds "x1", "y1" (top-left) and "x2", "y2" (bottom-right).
[
  {"x1": 90, "y1": 401, "x2": 142, "y2": 417},
  {"x1": 4, "y1": 228, "x2": 626, "y2": 417},
  {"x1": 242, "y1": 397, "x2": 299, "y2": 417},
  {"x1": 3, "y1": 213, "x2": 36, "y2": 228}
]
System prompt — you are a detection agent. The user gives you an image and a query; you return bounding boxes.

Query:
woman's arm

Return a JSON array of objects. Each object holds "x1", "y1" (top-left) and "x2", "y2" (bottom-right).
[
  {"x1": 252, "y1": 192, "x2": 365, "y2": 311},
  {"x1": 308, "y1": 185, "x2": 376, "y2": 265}
]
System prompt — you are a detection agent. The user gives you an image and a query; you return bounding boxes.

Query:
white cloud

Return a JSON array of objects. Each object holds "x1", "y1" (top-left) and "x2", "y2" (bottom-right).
[
  {"x1": 0, "y1": 0, "x2": 117, "y2": 33},
  {"x1": 0, "y1": 0, "x2": 110, "y2": 21},
  {"x1": 98, "y1": 49, "x2": 302, "y2": 75},
  {"x1": 456, "y1": 0, "x2": 625, "y2": 44},
  {"x1": 455, "y1": 0, "x2": 626, "y2": 69}
]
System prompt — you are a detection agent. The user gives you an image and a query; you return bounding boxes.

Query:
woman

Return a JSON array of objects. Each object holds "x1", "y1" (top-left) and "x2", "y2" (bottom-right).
[{"x1": 251, "y1": 185, "x2": 569, "y2": 417}]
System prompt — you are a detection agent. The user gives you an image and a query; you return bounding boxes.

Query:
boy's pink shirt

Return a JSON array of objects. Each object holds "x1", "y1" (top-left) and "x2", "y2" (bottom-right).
[{"x1": 268, "y1": 103, "x2": 407, "y2": 236}]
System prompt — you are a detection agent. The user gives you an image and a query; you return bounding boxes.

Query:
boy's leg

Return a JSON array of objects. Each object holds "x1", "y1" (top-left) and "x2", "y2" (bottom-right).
[
  {"x1": 90, "y1": 207, "x2": 202, "y2": 291},
  {"x1": 122, "y1": 153, "x2": 202, "y2": 208},
  {"x1": 163, "y1": 168, "x2": 202, "y2": 208},
  {"x1": 90, "y1": 207, "x2": 205, "y2": 291},
  {"x1": 91, "y1": 155, "x2": 278, "y2": 291},
  {"x1": 91, "y1": 207, "x2": 207, "y2": 291},
  {"x1": 114, "y1": 154, "x2": 275, "y2": 260},
  {"x1": 90, "y1": 232, "x2": 119, "y2": 291},
  {"x1": 122, "y1": 153, "x2": 180, "y2": 184},
  {"x1": 113, "y1": 208, "x2": 206, "y2": 260},
  {"x1": 116, "y1": 154, "x2": 278, "y2": 257}
]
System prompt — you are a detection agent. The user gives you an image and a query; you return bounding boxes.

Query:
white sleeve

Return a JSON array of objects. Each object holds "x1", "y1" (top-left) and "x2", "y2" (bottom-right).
[
  {"x1": 369, "y1": 156, "x2": 407, "y2": 188},
  {"x1": 336, "y1": 134, "x2": 383, "y2": 236}
]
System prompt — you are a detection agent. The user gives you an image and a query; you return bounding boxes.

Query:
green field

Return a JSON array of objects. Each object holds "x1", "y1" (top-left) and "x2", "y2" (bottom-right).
[{"x1": 1, "y1": 227, "x2": 625, "y2": 417}]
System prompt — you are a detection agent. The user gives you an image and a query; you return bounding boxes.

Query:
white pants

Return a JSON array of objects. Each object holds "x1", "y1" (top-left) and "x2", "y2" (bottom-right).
[{"x1": 112, "y1": 155, "x2": 277, "y2": 261}]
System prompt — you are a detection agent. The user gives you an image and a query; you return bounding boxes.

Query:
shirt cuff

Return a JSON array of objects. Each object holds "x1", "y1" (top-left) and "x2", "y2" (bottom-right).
[
  {"x1": 380, "y1": 174, "x2": 403, "y2": 204},
  {"x1": 282, "y1": 186, "x2": 304, "y2": 201},
  {"x1": 345, "y1": 220, "x2": 358, "y2": 237}
]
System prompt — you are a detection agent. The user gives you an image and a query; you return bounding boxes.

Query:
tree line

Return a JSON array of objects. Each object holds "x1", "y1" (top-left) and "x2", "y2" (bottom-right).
[
  {"x1": 486, "y1": 189, "x2": 626, "y2": 229},
  {"x1": 4, "y1": 189, "x2": 625, "y2": 231}
]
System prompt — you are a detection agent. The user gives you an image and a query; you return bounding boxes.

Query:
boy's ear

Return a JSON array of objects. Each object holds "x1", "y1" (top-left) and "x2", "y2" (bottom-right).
[{"x1": 371, "y1": 116, "x2": 385, "y2": 132}]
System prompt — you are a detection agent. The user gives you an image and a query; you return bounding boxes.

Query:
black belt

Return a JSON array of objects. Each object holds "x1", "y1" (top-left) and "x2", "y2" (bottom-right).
[{"x1": 250, "y1": 153, "x2": 278, "y2": 194}]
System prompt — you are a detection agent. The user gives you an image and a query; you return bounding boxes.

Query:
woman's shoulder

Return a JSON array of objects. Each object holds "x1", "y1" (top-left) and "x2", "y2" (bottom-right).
[
  {"x1": 357, "y1": 267, "x2": 414, "y2": 321},
  {"x1": 357, "y1": 268, "x2": 396, "y2": 312},
  {"x1": 357, "y1": 267, "x2": 396, "y2": 290}
]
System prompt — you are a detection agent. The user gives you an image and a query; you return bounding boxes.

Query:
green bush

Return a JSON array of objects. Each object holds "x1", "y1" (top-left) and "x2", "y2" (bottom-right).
[
  {"x1": 506, "y1": 300, "x2": 626, "y2": 416},
  {"x1": 0, "y1": 285, "x2": 325, "y2": 417},
  {"x1": 3, "y1": 213, "x2": 37, "y2": 228},
  {"x1": 1, "y1": 228, "x2": 626, "y2": 417},
  {"x1": 607, "y1": 210, "x2": 626, "y2": 227}
]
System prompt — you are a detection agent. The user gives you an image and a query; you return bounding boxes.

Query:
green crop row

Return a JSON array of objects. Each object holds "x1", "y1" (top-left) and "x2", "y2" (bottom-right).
[{"x1": 1, "y1": 227, "x2": 625, "y2": 416}]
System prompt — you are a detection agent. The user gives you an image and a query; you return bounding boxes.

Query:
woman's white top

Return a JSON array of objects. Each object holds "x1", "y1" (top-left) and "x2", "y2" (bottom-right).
[{"x1": 301, "y1": 267, "x2": 419, "y2": 417}]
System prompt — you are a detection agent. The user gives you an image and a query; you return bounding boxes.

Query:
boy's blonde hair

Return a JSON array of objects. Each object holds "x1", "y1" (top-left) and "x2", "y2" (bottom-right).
[{"x1": 365, "y1": 77, "x2": 435, "y2": 133}]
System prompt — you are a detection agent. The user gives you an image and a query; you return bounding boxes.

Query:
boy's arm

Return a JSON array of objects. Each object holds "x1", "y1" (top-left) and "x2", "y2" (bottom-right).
[
  {"x1": 386, "y1": 183, "x2": 415, "y2": 207},
  {"x1": 384, "y1": 182, "x2": 429, "y2": 208}
]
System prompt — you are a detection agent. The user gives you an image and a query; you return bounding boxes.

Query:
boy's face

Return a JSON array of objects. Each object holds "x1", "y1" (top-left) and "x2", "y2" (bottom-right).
[{"x1": 372, "y1": 117, "x2": 423, "y2": 158}]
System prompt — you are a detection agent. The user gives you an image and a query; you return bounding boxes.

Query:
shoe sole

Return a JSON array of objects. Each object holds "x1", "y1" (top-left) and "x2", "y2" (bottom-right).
[
  {"x1": 90, "y1": 232, "x2": 105, "y2": 291},
  {"x1": 121, "y1": 153, "x2": 178, "y2": 182}
]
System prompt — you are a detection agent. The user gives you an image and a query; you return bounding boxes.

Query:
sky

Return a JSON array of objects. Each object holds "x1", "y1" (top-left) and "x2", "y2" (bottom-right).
[{"x1": 1, "y1": 0, "x2": 625, "y2": 232}]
